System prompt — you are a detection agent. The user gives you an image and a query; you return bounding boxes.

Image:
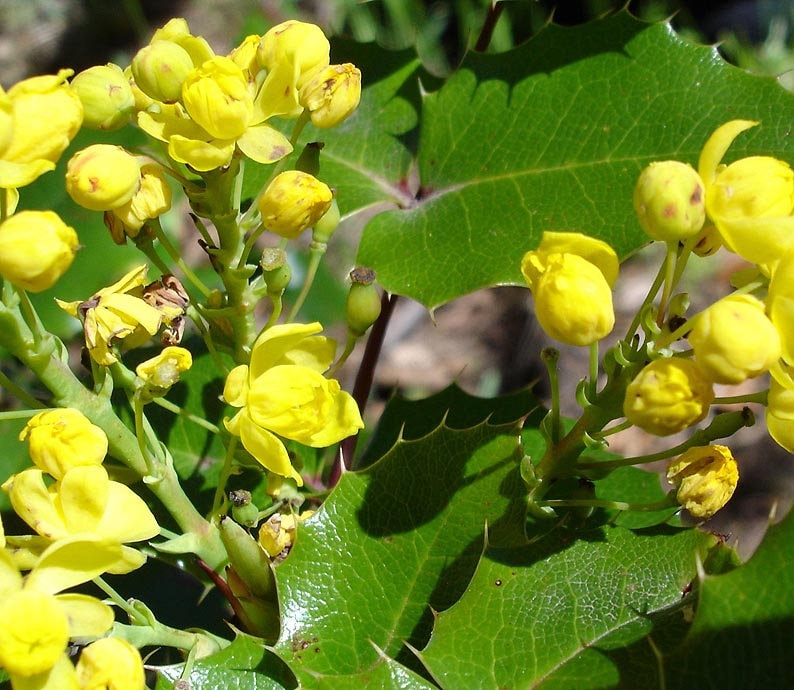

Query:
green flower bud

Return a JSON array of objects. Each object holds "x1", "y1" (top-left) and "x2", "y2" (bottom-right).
[
  {"x1": 70, "y1": 63, "x2": 135, "y2": 131},
  {"x1": 667, "y1": 445, "x2": 738, "y2": 519},
  {"x1": 346, "y1": 267, "x2": 381, "y2": 336},
  {"x1": 633, "y1": 161, "x2": 706, "y2": 242},
  {"x1": 131, "y1": 39, "x2": 195, "y2": 103},
  {"x1": 312, "y1": 197, "x2": 340, "y2": 244},
  {"x1": 260, "y1": 247, "x2": 292, "y2": 295},
  {"x1": 689, "y1": 294, "x2": 780, "y2": 384},
  {"x1": 624, "y1": 358, "x2": 714, "y2": 436},
  {"x1": 65, "y1": 144, "x2": 141, "y2": 211},
  {"x1": 0, "y1": 210, "x2": 78, "y2": 292},
  {"x1": 258, "y1": 170, "x2": 333, "y2": 239},
  {"x1": 218, "y1": 515, "x2": 275, "y2": 600}
]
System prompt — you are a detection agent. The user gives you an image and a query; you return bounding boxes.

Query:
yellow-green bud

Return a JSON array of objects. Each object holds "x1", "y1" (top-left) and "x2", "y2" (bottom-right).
[
  {"x1": 522, "y1": 252, "x2": 615, "y2": 347},
  {"x1": 230, "y1": 489, "x2": 260, "y2": 527},
  {"x1": 182, "y1": 56, "x2": 253, "y2": 140},
  {"x1": 633, "y1": 161, "x2": 706, "y2": 242},
  {"x1": 65, "y1": 144, "x2": 141, "y2": 211},
  {"x1": 0, "y1": 210, "x2": 78, "y2": 292},
  {"x1": 219, "y1": 515, "x2": 275, "y2": 599},
  {"x1": 136, "y1": 346, "x2": 192, "y2": 391},
  {"x1": 667, "y1": 445, "x2": 738, "y2": 519},
  {"x1": 689, "y1": 294, "x2": 780, "y2": 384},
  {"x1": 708, "y1": 155, "x2": 794, "y2": 220},
  {"x1": 75, "y1": 638, "x2": 145, "y2": 690},
  {"x1": 20, "y1": 408, "x2": 108, "y2": 480},
  {"x1": 624, "y1": 358, "x2": 714, "y2": 436},
  {"x1": 131, "y1": 39, "x2": 195, "y2": 103},
  {"x1": 300, "y1": 63, "x2": 362, "y2": 129},
  {"x1": 258, "y1": 170, "x2": 333, "y2": 239},
  {"x1": 346, "y1": 267, "x2": 381, "y2": 336},
  {"x1": 312, "y1": 197, "x2": 340, "y2": 244},
  {"x1": 70, "y1": 63, "x2": 135, "y2": 131}
]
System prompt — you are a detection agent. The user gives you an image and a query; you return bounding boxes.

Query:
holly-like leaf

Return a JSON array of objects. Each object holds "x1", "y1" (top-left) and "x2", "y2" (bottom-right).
[
  {"x1": 301, "y1": 12, "x2": 794, "y2": 309},
  {"x1": 418, "y1": 524, "x2": 715, "y2": 689},
  {"x1": 153, "y1": 633, "x2": 295, "y2": 690},
  {"x1": 272, "y1": 416, "x2": 528, "y2": 683},
  {"x1": 663, "y1": 507, "x2": 794, "y2": 689}
]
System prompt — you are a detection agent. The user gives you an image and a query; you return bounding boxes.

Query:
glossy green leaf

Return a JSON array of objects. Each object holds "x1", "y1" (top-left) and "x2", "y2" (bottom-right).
[
  {"x1": 154, "y1": 633, "x2": 295, "y2": 690},
  {"x1": 272, "y1": 413, "x2": 529, "y2": 682},
  {"x1": 302, "y1": 12, "x2": 794, "y2": 309},
  {"x1": 419, "y1": 523, "x2": 715, "y2": 689},
  {"x1": 664, "y1": 507, "x2": 794, "y2": 689}
]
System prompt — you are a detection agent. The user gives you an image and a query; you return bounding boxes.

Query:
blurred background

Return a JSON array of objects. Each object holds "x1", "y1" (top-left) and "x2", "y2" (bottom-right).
[{"x1": 2, "y1": 0, "x2": 794, "y2": 556}]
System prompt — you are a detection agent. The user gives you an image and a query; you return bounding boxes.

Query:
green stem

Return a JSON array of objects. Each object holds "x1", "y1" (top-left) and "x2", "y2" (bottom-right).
[
  {"x1": 152, "y1": 396, "x2": 221, "y2": 434},
  {"x1": 713, "y1": 391, "x2": 768, "y2": 406},
  {"x1": 328, "y1": 332, "x2": 358, "y2": 377},
  {"x1": 577, "y1": 407, "x2": 755, "y2": 471},
  {"x1": 656, "y1": 241, "x2": 678, "y2": 327},
  {"x1": 211, "y1": 435, "x2": 238, "y2": 519},
  {"x1": 624, "y1": 250, "x2": 669, "y2": 341},
  {"x1": 541, "y1": 348, "x2": 562, "y2": 444},
  {"x1": 148, "y1": 218, "x2": 212, "y2": 298},
  {"x1": 588, "y1": 341, "x2": 599, "y2": 401},
  {"x1": 0, "y1": 371, "x2": 46, "y2": 410},
  {"x1": 538, "y1": 495, "x2": 676, "y2": 512},
  {"x1": 94, "y1": 576, "x2": 149, "y2": 626},
  {"x1": 287, "y1": 241, "x2": 326, "y2": 322}
]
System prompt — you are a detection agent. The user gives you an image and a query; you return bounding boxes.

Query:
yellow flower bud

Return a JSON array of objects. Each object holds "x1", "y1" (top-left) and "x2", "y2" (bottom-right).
[
  {"x1": 109, "y1": 162, "x2": 172, "y2": 238},
  {"x1": 182, "y1": 56, "x2": 253, "y2": 140},
  {"x1": 131, "y1": 39, "x2": 195, "y2": 103},
  {"x1": 258, "y1": 170, "x2": 333, "y2": 239},
  {"x1": 300, "y1": 63, "x2": 362, "y2": 129},
  {"x1": 65, "y1": 144, "x2": 141, "y2": 211},
  {"x1": 522, "y1": 252, "x2": 615, "y2": 346},
  {"x1": 20, "y1": 408, "x2": 108, "y2": 480},
  {"x1": 0, "y1": 589, "x2": 69, "y2": 676},
  {"x1": 765, "y1": 250, "x2": 794, "y2": 364},
  {"x1": 624, "y1": 358, "x2": 713, "y2": 436},
  {"x1": 633, "y1": 161, "x2": 706, "y2": 242},
  {"x1": 258, "y1": 510, "x2": 314, "y2": 559},
  {"x1": 708, "y1": 155, "x2": 794, "y2": 221},
  {"x1": 521, "y1": 231, "x2": 619, "y2": 289},
  {"x1": 688, "y1": 294, "x2": 780, "y2": 384},
  {"x1": 136, "y1": 346, "x2": 192, "y2": 389},
  {"x1": 765, "y1": 376, "x2": 794, "y2": 453},
  {"x1": 70, "y1": 63, "x2": 135, "y2": 131},
  {"x1": 75, "y1": 637, "x2": 145, "y2": 690},
  {"x1": 0, "y1": 210, "x2": 78, "y2": 292},
  {"x1": 667, "y1": 445, "x2": 738, "y2": 519}
]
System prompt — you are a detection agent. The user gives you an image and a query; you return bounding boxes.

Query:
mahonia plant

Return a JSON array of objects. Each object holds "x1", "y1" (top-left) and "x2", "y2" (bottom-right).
[
  {"x1": 520, "y1": 119, "x2": 793, "y2": 523},
  {"x1": 0, "y1": 16, "x2": 368, "y2": 689}
]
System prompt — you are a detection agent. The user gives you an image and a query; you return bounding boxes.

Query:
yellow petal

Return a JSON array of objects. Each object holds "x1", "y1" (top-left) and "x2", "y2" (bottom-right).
[
  {"x1": 168, "y1": 134, "x2": 235, "y2": 172},
  {"x1": 25, "y1": 535, "x2": 123, "y2": 595},
  {"x1": 3, "y1": 469, "x2": 67, "y2": 539},
  {"x1": 95, "y1": 480, "x2": 160, "y2": 542},
  {"x1": 223, "y1": 364, "x2": 250, "y2": 407},
  {"x1": 249, "y1": 321, "x2": 323, "y2": 376},
  {"x1": 698, "y1": 119, "x2": 758, "y2": 186},
  {"x1": 53, "y1": 592, "x2": 114, "y2": 637},
  {"x1": 238, "y1": 411, "x2": 303, "y2": 485},
  {"x1": 237, "y1": 123, "x2": 292, "y2": 164},
  {"x1": 0, "y1": 549, "x2": 23, "y2": 599},
  {"x1": 56, "y1": 466, "x2": 108, "y2": 533}
]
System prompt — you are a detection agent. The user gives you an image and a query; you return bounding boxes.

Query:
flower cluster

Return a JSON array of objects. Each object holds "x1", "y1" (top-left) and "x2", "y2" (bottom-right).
[{"x1": 0, "y1": 408, "x2": 155, "y2": 688}]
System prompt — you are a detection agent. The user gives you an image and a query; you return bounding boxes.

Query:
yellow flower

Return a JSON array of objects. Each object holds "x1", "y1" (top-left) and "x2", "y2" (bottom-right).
[
  {"x1": 255, "y1": 20, "x2": 330, "y2": 119},
  {"x1": 258, "y1": 510, "x2": 315, "y2": 559},
  {"x1": 0, "y1": 538, "x2": 119, "y2": 685},
  {"x1": 107, "y1": 162, "x2": 173, "y2": 240},
  {"x1": 624, "y1": 358, "x2": 714, "y2": 436},
  {"x1": 3, "y1": 465, "x2": 159, "y2": 574},
  {"x1": 0, "y1": 69, "x2": 83, "y2": 189},
  {"x1": 521, "y1": 233, "x2": 618, "y2": 347},
  {"x1": 223, "y1": 322, "x2": 364, "y2": 485},
  {"x1": 182, "y1": 56, "x2": 253, "y2": 140},
  {"x1": 75, "y1": 637, "x2": 145, "y2": 690},
  {"x1": 0, "y1": 210, "x2": 78, "y2": 292},
  {"x1": 300, "y1": 63, "x2": 362, "y2": 129},
  {"x1": 70, "y1": 63, "x2": 135, "y2": 131},
  {"x1": 257, "y1": 170, "x2": 333, "y2": 239},
  {"x1": 633, "y1": 160, "x2": 706, "y2": 242},
  {"x1": 688, "y1": 293, "x2": 780, "y2": 384},
  {"x1": 56, "y1": 265, "x2": 170, "y2": 365},
  {"x1": 20, "y1": 408, "x2": 108, "y2": 480},
  {"x1": 0, "y1": 85, "x2": 13, "y2": 156},
  {"x1": 65, "y1": 144, "x2": 141, "y2": 211},
  {"x1": 766, "y1": 251, "x2": 794, "y2": 364},
  {"x1": 698, "y1": 120, "x2": 794, "y2": 264},
  {"x1": 667, "y1": 445, "x2": 738, "y2": 519},
  {"x1": 136, "y1": 345, "x2": 192, "y2": 389}
]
